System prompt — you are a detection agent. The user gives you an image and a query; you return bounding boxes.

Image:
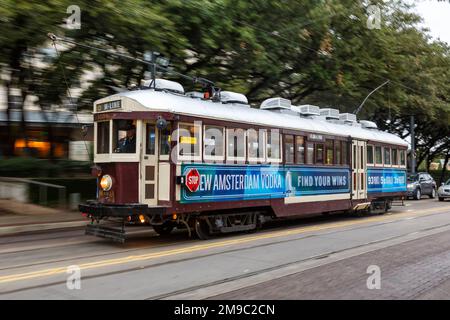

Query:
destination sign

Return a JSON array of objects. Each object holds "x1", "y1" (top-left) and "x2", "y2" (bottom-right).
[
  {"x1": 308, "y1": 133, "x2": 324, "y2": 141},
  {"x1": 96, "y1": 100, "x2": 121, "y2": 112}
]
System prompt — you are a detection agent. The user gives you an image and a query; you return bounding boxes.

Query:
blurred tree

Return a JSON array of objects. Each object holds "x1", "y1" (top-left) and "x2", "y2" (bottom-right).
[
  {"x1": 0, "y1": 0, "x2": 68, "y2": 157},
  {"x1": 0, "y1": 0, "x2": 449, "y2": 169}
]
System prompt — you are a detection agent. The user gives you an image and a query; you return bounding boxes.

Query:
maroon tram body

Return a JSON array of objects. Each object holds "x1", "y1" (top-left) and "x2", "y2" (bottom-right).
[{"x1": 79, "y1": 83, "x2": 407, "y2": 242}]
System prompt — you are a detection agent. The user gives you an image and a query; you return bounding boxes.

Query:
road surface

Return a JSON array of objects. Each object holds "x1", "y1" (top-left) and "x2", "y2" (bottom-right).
[{"x1": 1, "y1": 198, "x2": 450, "y2": 299}]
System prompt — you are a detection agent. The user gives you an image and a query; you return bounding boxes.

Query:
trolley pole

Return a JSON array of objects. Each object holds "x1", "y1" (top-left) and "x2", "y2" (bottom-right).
[
  {"x1": 143, "y1": 51, "x2": 158, "y2": 89},
  {"x1": 410, "y1": 115, "x2": 416, "y2": 174}
]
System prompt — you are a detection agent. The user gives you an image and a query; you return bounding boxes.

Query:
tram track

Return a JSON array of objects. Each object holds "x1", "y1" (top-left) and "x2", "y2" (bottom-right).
[
  {"x1": 0, "y1": 205, "x2": 447, "y2": 273},
  {"x1": 146, "y1": 223, "x2": 450, "y2": 300},
  {"x1": 0, "y1": 228, "x2": 85, "y2": 246},
  {"x1": 0, "y1": 209, "x2": 402, "y2": 271},
  {"x1": 1, "y1": 204, "x2": 449, "y2": 296},
  {"x1": 3, "y1": 216, "x2": 450, "y2": 298}
]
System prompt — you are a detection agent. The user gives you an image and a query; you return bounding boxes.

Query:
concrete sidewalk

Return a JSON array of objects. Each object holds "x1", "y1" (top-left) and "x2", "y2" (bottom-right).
[{"x1": 0, "y1": 199, "x2": 87, "y2": 236}]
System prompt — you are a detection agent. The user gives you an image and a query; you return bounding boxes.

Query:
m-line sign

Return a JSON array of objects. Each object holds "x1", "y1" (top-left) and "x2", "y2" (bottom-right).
[{"x1": 96, "y1": 100, "x2": 121, "y2": 112}]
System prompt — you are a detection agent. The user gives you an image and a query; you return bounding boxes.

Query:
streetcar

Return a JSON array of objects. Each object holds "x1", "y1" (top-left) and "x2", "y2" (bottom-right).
[{"x1": 79, "y1": 78, "x2": 407, "y2": 242}]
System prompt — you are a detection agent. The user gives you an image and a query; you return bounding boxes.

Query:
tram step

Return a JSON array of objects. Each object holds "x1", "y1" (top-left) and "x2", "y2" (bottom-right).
[
  {"x1": 220, "y1": 223, "x2": 256, "y2": 233},
  {"x1": 391, "y1": 200, "x2": 405, "y2": 206},
  {"x1": 85, "y1": 223, "x2": 126, "y2": 243}
]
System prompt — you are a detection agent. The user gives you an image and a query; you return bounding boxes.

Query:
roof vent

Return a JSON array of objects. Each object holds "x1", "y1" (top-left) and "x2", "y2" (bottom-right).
[
  {"x1": 220, "y1": 91, "x2": 248, "y2": 105},
  {"x1": 339, "y1": 113, "x2": 357, "y2": 123},
  {"x1": 360, "y1": 120, "x2": 378, "y2": 129},
  {"x1": 296, "y1": 104, "x2": 320, "y2": 117},
  {"x1": 141, "y1": 78, "x2": 185, "y2": 94},
  {"x1": 260, "y1": 97, "x2": 291, "y2": 110},
  {"x1": 186, "y1": 91, "x2": 204, "y2": 99},
  {"x1": 320, "y1": 108, "x2": 340, "y2": 120}
]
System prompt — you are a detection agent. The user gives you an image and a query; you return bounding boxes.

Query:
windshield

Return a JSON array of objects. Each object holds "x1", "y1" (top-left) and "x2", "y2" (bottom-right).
[
  {"x1": 407, "y1": 174, "x2": 418, "y2": 182},
  {"x1": 445, "y1": 179, "x2": 450, "y2": 186}
]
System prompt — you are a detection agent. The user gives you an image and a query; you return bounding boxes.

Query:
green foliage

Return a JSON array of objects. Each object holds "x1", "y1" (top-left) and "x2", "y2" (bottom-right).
[
  {"x1": 27, "y1": 177, "x2": 97, "y2": 207},
  {"x1": 0, "y1": 0, "x2": 449, "y2": 170},
  {"x1": 0, "y1": 157, "x2": 92, "y2": 177}
]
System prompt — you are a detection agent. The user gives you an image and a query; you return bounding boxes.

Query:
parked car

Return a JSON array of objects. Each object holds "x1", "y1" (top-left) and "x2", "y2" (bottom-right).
[
  {"x1": 406, "y1": 172, "x2": 437, "y2": 200},
  {"x1": 438, "y1": 179, "x2": 450, "y2": 201}
]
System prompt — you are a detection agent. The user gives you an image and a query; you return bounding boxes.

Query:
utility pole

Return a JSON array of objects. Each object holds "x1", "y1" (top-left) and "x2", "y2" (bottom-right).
[{"x1": 410, "y1": 115, "x2": 416, "y2": 174}]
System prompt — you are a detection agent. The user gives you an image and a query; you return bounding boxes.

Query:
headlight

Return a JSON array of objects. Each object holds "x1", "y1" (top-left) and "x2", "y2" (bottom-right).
[
  {"x1": 100, "y1": 175, "x2": 113, "y2": 191},
  {"x1": 407, "y1": 183, "x2": 415, "y2": 189}
]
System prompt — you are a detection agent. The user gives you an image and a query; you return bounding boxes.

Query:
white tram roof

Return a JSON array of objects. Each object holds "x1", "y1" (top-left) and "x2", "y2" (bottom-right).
[{"x1": 96, "y1": 90, "x2": 408, "y2": 147}]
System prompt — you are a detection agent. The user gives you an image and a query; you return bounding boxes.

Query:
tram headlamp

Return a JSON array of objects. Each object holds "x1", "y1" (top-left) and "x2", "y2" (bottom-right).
[{"x1": 100, "y1": 175, "x2": 113, "y2": 191}]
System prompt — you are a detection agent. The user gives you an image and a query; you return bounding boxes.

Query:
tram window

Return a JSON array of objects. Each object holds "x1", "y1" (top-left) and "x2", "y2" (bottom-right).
[
  {"x1": 247, "y1": 129, "x2": 265, "y2": 161},
  {"x1": 367, "y1": 145, "x2": 374, "y2": 164},
  {"x1": 159, "y1": 124, "x2": 171, "y2": 156},
  {"x1": 384, "y1": 147, "x2": 391, "y2": 165},
  {"x1": 392, "y1": 148, "x2": 398, "y2": 165},
  {"x1": 145, "y1": 124, "x2": 156, "y2": 155},
  {"x1": 178, "y1": 123, "x2": 201, "y2": 159},
  {"x1": 267, "y1": 131, "x2": 281, "y2": 162},
  {"x1": 306, "y1": 142, "x2": 314, "y2": 164},
  {"x1": 325, "y1": 140, "x2": 334, "y2": 165},
  {"x1": 400, "y1": 150, "x2": 406, "y2": 166},
  {"x1": 342, "y1": 142, "x2": 348, "y2": 165},
  {"x1": 96, "y1": 121, "x2": 110, "y2": 154},
  {"x1": 204, "y1": 125, "x2": 224, "y2": 160},
  {"x1": 315, "y1": 143, "x2": 324, "y2": 164},
  {"x1": 375, "y1": 146, "x2": 382, "y2": 165},
  {"x1": 227, "y1": 128, "x2": 246, "y2": 161},
  {"x1": 284, "y1": 135, "x2": 294, "y2": 164},
  {"x1": 360, "y1": 146, "x2": 364, "y2": 169},
  {"x1": 335, "y1": 141, "x2": 341, "y2": 165},
  {"x1": 296, "y1": 136, "x2": 305, "y2": 164},
  {"x1": 113, "y1": 120, "x2": 136, "y2": 153}
]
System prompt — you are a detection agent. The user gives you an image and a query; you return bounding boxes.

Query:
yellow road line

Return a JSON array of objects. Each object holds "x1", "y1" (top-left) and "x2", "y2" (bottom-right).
[{"x1": 1, "y1": 205, "x2": 449, "y2": 284}]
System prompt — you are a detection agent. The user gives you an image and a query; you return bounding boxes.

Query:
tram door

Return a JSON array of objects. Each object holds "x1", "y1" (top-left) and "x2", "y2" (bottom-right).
[
  {"x1": 140, "y1": 122, "x2": 158, "y2": 206},
  {"x1": 352, "y1": 140, "x2": 367, "y2": 200}
]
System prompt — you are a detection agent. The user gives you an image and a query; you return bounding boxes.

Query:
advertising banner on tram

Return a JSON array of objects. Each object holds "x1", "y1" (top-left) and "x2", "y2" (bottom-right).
[
  {"x1": 285, "y1": 166, "x2": 350, "y2": 196},
  {"x1": 180, "y1": 164, "x2": 285, "y2": 203},
  {"x1": 180, "y1": 164, "x2": 351, "y2": 203},
  {"x1": 367, "y1": 168, "x2": 407, "y2": 193}
]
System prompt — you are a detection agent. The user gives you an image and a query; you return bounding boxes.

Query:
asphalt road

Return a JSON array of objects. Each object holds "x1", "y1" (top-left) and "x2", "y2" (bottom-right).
[{"x1": 1, "y1": 198, "x2": 450, "y2": 299}]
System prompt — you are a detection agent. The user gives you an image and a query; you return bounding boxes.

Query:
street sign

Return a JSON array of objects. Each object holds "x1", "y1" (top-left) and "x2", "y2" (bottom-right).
[{"x1": 185, "y1": 168, "x2": 200, "y2": 192}]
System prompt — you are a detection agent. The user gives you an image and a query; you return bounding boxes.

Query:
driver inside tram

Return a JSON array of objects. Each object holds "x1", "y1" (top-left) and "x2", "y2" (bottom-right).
[{"x1": 116, "y1": 123, "x2": 136, "y2": 153}]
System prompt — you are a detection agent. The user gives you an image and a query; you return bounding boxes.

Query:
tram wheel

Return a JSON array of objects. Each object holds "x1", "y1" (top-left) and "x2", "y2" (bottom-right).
[
  {"x1": 195, "y1": 218, "x2": 211, "y2": 240},
  {"x1": 152, "y1": 222, "x2": 174, "y2": 236}
]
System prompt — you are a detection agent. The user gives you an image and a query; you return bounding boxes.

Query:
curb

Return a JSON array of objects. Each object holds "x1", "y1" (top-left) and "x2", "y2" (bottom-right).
[{"x1": 0, "y1": 220, "x2": 87, "y2": 236}]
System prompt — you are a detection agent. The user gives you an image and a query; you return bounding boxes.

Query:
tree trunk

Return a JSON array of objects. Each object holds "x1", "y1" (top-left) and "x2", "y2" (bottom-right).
[
  {"x1": 4, "y1": 82, "x2": 15, "y2": 157},
  {"x1": 439, "y1": 152, "x2": 450, "y2": 185},
  {"x1": 426, "y1": 155, "x2": 432, "y2": 172},
  {"x1": 19, "y1": 91, "x2": 28, "y2": 157}
]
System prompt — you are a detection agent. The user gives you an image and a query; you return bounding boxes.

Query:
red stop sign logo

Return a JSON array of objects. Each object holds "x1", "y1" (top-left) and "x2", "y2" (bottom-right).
[{"x1": 185, "y1": 169, "x2": 200, "y2": 192}]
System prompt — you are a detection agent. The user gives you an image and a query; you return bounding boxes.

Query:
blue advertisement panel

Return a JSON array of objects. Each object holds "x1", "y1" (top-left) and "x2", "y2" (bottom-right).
[
  {"x1": 180, "y1": 165, "x2": 405, "y2": 203},
  {"x1": 367, "y1": 168, "x2": 407, "y2": 193},
  {"x1": 286, "y1": 166, "x2": 350, "y2": 196},
  {"x1": 181, "y1": 164, "x2": 285, "y2": 203}
]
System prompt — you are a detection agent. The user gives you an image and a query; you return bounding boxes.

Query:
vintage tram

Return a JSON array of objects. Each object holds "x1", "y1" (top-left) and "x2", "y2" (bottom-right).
[{"x1": 79, "y1": 79, "x2": 407, "y2": 242}]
